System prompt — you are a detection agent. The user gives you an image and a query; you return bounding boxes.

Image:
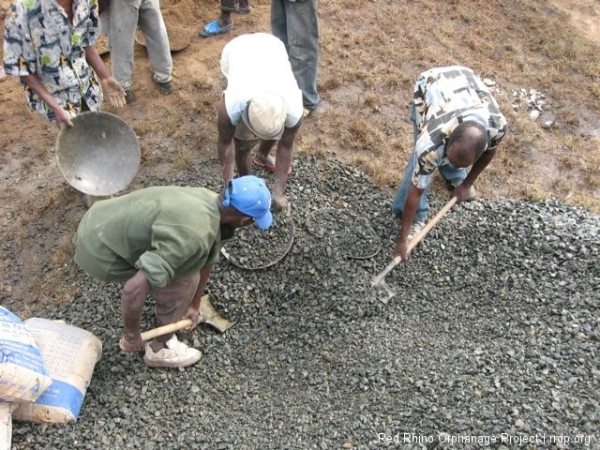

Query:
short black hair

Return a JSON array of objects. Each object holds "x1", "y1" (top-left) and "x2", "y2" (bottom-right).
[{"x1": 447, "y1": 121, "x2": 488, "y2": 160}]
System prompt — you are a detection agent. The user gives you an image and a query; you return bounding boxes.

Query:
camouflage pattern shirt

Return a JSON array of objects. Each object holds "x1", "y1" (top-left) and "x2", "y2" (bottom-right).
[
  {"x1": 3, "y1": 0, "x2": 103, "y2": 123},
  {"x1": 411, "y1": 66, "x2": 508, "y2": 189}
]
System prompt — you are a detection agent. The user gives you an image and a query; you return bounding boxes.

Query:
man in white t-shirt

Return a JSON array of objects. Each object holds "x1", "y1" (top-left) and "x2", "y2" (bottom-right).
[{"x1": 217, "y1": 32, "x2": 303, "y2": 212}]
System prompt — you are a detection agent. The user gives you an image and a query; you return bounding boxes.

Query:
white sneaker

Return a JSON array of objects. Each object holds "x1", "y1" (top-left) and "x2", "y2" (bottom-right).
[
  {"x1": 408, "y1": 221, "x2": 425, "y2": 242},
  {"x1": 449, "y1": 180, "x2": 477, "y2": 200},
  {"x1": 143, "y1": 335, "x2": 202, "y2": 368}
]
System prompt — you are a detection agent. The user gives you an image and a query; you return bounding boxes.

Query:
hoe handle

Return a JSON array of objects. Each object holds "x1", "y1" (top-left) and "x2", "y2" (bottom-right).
[
  {"x1": 407, "y1": 196, "x2": 457, "y2": 252},
  {"x1": 140, "y1": 319, "x2": 192, "y2": 341},
  {"x1": 372, "y1": 196, "x2": 458, "y2": 286},
  {"x1": 372, "y1": 256, "x2": 402, "y2": 286}
]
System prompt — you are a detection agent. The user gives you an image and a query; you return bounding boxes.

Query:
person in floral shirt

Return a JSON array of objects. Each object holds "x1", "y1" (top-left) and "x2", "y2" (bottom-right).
[
  {"x1": 3, "y1": 0, "x2": 125, "y2": 128},
  {"x1": 392, "y1": 66, "x2": 508, "y2": 261}
]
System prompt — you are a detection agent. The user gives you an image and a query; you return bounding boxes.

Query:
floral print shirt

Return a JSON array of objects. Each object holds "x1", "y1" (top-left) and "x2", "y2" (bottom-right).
[
  {"x1": 411, "y1": 66, "x2": 508, "y2": 189},
  {"x1": 3, "y1": 0, "x2": 103, "y2": 123}
]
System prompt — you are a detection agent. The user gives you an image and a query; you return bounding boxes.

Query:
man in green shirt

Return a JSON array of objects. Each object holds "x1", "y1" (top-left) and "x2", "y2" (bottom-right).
[{"x1": 73, "y1": 175, "x2": 272, "y2": 368}]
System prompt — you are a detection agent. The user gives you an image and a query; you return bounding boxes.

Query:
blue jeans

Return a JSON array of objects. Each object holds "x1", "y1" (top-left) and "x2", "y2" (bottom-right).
[
  {"x1": 392, "y1": 104, "x2": 466, "y2": 222},
  {"x1": 271, "y1": 0, "x2": 320, "y2": 110}
]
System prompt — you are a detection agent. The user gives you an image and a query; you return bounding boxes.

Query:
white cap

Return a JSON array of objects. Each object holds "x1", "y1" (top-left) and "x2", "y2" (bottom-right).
[{"x1": 242, "y1": 92, "x2": 286, "y2": 140}]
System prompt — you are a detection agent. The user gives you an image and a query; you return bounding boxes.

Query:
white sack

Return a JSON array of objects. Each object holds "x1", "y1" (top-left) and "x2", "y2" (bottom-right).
[
  {"x1": 0, "y1": 307, "x2": 52, "y2": 403},
  {"x1": 12, "y1": 319, "x2": 102, "y2": 424}
]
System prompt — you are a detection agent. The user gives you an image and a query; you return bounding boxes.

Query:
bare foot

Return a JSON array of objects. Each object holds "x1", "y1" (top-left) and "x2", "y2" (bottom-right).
[
  {"x1": 254, "y1": 153, "x2": 276, "y2": 169},
  {"x1": 272, "y1": 194, "x2": 291, "y2": 214}
]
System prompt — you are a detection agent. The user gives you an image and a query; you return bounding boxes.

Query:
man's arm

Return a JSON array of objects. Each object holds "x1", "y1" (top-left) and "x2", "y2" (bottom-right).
[
  {"x1": 119, "y1": 270, "x2": 151, "y2": 352},
  {"x1": 2, "y1": 2, "x2": 70, "y2": 124},
  {"x1": 271, "y1": 121, "x2": 301, "y2": 211},
  {"x1": 84, "y1": 46, "x2": 126, "y2": 107},
  {"x1": 412, "y1": 77, "x2": 427, "y2": 132},
  {"x1": 19, "y1": 74, "x2": 75, "y2": 128},
  {"x1": 454, "y1": 148, "x2": 497, "y2": 202},
  {"x1": 185, "y1": 266, "x2": 212, "y2": 330},
  {"x1": 393, "y1": 183, "x2": 425, "y2": 261},
  {"x1": 217, "y1": 98, "x2": 236, "y2": 185}
]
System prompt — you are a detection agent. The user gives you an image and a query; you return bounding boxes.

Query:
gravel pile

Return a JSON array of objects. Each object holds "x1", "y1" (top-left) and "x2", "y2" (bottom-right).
[
  {"x1": 222, "y1": 212, "x2": 295, "y2": 270},
  {"x1": 4, "y1": 155, "x2": 599, "y2": 450}
]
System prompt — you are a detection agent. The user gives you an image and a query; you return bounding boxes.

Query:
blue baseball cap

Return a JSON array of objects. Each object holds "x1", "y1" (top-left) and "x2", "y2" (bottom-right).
[{"x1": 222, "y1": 175, "x2": 273, "y2": 229}]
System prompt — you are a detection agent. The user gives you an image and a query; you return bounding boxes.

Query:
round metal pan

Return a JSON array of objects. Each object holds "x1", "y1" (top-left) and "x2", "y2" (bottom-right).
[{"x1": 56, "y1": 111, "x2": 140, "y2": 196}]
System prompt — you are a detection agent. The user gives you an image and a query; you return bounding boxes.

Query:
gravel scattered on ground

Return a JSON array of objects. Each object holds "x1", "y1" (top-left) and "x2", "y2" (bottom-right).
[{"x1": 3, "y1": 154, "x2": 599, "y2": 450}]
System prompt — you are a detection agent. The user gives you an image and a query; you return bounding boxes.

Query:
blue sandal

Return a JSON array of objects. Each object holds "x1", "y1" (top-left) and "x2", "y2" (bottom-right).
[{"x1": 199, "y1": 19, "x2": 233, "y2": 38}]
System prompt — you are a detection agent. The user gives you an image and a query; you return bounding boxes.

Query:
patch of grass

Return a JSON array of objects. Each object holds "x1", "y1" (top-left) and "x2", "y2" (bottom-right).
[
  {"x1": 52, "y1": 235, "x2": 75, "y2": 267},
  {"x1": 362, "y1": 93, "x2": 380, "y2": 111},
  {"x1": 192, "y1": 76, "x2": 213, "y2": 91},
  {"x1": 132, "y1": 121, "x2": 153, "y2": 137},
  {"x1": 582, "y1": 162, "x2": 600, "y2": 190},
  {"x1": 338, "y1": 117, "x2": 386, "y2": 155},
  {"x1": 320, "y1": 76, "x2": 342, "y2": 92},
  {"x1": 36, "y1": 274, "x2": 80, "y2": 303},
  {"x1": 523, "y1": 185, "x2": 550, "y2": 202},
  {"x1": 172, "y1": 143, "x2": 195, "y2": 171},
  {"x1": 561, "y1": 111, "x2": 579, "y2": 126},
  {"x1": 551, "y1": 176, "x2": 570, "y2": 195},
  {"x1": 569, "y1": 194, "x2": 600, "y2": 214}
]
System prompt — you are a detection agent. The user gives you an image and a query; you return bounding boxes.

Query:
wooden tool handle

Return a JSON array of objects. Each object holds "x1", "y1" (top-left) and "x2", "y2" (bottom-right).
[
  {"x1": 407, "y1": 196, "x2": 457, "y2": 252},
  {"x1": 372, "y1": 196, "x2": 457, "y2": 286},
  {"x1": 140, "y1": 318, "x2": 192, "y2": 341},
  {"x1": 371, "y1": 256, "x2": 402, "y2": 286}
]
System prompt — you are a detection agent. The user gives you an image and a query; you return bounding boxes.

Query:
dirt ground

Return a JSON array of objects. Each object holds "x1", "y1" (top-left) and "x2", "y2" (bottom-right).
[{"x1": 0, "y1": 0, "x2": 599, "y2": 305}]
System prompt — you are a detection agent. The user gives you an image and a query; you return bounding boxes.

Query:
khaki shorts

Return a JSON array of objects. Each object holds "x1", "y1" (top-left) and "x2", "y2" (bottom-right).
[{"x1": 151, "y1": 272, "x2": 201, "y2": 339}]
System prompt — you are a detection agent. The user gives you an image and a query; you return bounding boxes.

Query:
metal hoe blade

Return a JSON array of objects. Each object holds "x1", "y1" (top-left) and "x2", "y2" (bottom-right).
[
  {"x1": 376, "y1": 279, "x2": 396, "y2": 303},
  {"x1": 370, "y1": 256, "x2": 401, "y2": 303},
  {"x1": 199, "y1": 294, "x2": 235, "y2": 332}
]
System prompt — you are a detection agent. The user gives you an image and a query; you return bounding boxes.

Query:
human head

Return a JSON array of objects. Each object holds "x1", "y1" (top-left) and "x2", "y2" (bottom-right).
[
  {"x1": 242, "y1": 92, "x2": 286, "y2": 140},
  {"x1": 221, "y1": 175, "x2": 273, "y2": 229},
  {"x1": 446, "y1": 121, "x2": 488, "y2": 168}
]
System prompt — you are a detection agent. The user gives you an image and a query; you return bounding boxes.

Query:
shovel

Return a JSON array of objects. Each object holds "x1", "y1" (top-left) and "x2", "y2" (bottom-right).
[
  {"x1": 129, "y1": 294, "x2": 235, "y2": 346},
  {"x1": 371, "y1": 196, "x2": 458, "y2": 300}
]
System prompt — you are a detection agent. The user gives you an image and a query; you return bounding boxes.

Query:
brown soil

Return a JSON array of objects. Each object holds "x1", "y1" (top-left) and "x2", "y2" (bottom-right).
[{"x1": 0, "y1": 0, "x2": 599, "y2": 305}]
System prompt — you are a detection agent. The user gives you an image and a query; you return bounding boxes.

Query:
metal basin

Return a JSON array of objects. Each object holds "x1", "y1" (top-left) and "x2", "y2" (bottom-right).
[{"x1": 56, "y1": 111, "x2": 140, "y2": 196}]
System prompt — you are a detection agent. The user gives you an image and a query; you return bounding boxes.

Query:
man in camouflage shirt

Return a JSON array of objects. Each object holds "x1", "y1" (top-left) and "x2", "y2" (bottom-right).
[{"x1": 392, "y1": 66, "x2": 507, "y2": 261}]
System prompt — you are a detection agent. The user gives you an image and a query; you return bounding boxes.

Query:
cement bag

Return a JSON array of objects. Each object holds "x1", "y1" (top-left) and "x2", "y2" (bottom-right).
[
  {"x1": 0, "y1": 402, "x2": 12, "y2": 450},
  {"x1": 12, "y1": 319, "x2": 102, "y2": 424},
  {"x1": 0, "y1": 307, "x2": 52, "y2": 403}
]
